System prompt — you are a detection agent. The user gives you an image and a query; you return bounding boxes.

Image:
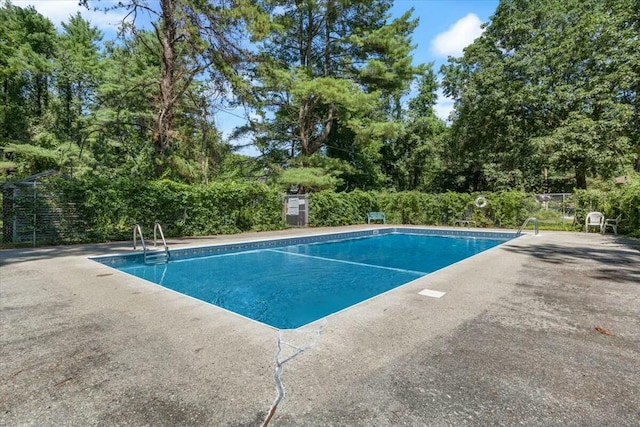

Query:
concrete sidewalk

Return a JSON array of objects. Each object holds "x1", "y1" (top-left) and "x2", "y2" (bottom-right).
[{"x1": 1, "y1": 228, "x2": 639, "y2": 426}]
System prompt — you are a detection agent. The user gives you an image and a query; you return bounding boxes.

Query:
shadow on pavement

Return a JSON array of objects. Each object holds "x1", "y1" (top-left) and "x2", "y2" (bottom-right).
[{"x1": 502, "y1": 239, "x2": 640, "y2": 284}]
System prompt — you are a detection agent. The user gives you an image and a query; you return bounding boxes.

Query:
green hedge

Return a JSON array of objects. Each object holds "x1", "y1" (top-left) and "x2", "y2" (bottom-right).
[
  {"x1": 309, "y1": 183, "x2": 640, "y2": 237},
  {"x1": 40, "y1": 175, "x2": 640, "y2": 243},
  {"x1": 573, "y1": 176, "x2": 640, "y2": 237},
  {"x1": 309, "y1": 190, "x2": 534, "y2": 228},
  {"x1": 53, "y1": 177, "x2": 284, "y2": 241}
]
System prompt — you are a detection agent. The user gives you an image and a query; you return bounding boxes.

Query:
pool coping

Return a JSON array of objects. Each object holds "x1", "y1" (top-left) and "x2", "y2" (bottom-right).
[{"x1": 2, "y1": 226, "x2": 638, "y2": 426}]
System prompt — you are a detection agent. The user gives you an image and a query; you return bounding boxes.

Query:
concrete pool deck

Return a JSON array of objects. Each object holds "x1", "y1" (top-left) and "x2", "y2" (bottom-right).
[{"x1": 1, "y1": 226, "x2": 639, "y2": 426}]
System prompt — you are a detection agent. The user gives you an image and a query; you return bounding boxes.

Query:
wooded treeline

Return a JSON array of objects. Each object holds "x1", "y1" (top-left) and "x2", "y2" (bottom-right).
[{"x1": 1, "y1": 0, "x2": 638, "y2": 192}]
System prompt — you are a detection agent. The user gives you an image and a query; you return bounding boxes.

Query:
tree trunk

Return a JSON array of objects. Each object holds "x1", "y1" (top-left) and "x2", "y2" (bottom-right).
[
  {"x1": 154, "y1": 0, "x2": 177, "y2": 174},
  {"x1": 2, "y1": 78, "x2": 8, "y2": 138},
  {"x1": 35, "y1": 75, "x2": 43, "y2": 117},
  {"x1": 575, "y1": 167, "x2": 587, "y2": 189},
  {"x1": 295, "y1": 2, "x2": 335, "y2": 157}
]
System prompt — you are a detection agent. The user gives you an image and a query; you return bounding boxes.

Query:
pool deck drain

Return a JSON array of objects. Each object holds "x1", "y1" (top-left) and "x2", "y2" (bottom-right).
[{"x1": 1, "y1": 226, "x2": 639, "y2": 426}]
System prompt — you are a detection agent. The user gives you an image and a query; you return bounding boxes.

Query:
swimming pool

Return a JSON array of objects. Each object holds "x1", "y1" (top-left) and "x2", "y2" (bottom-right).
[{"x1": 94, "y1": 228, "x2": 515, "y2": 329}]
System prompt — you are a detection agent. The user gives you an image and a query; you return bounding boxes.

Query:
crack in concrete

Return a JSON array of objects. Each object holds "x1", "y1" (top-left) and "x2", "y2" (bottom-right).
[{"x1": 261, "y1": 321, "x2": 326, "y2": 427}]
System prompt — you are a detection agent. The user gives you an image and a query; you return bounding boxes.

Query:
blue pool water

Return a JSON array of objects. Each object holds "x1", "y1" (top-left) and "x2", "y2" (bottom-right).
[{"x1": 104, "y1": 232, "x2": 511, "y2": 329}]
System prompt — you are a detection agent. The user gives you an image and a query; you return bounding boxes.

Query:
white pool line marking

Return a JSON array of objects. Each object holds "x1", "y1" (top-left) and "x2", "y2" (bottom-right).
[
  {"x1": 418, "y1": 289, "x2": 446, "y2": 298},
  {"x1": 267, "y1": 249, "x2": 428, "y2": 276}
]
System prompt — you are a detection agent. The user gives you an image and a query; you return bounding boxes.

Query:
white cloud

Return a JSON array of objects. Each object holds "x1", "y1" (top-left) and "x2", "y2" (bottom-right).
[
  {"x1": 431, "y1": 13, "x2": 484, "y2": 58},
  {"x1": 13, "y1": 1, "x2": 128, "y2": 33}
]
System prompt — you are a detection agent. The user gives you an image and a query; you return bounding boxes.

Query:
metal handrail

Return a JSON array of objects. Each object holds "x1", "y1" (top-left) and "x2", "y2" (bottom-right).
[
  {"x1": 153, "y1": 222, "x2": 169, "y2": 257},
  {"x1": 133, "y1": 224, "x2": 146, "y2": 251},
  {"x1": 517, "y1": 217, "x2": 539, "y2": 236},
  {"x1": 133, "y1": 223, "x2": 170, "y2": 263}
]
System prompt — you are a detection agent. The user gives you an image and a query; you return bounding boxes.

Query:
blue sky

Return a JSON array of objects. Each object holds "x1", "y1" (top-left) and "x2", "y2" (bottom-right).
[
  {"x1": 390, "y1": 0, "x2": 499, "y2": 119},
  {"x1": 15, "y1": 0, "x2": 499, "y2": 152}
]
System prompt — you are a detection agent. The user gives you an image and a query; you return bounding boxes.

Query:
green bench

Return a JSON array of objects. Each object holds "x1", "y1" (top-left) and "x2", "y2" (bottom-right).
[{"x1": 367, "y1": 212, "x2": 386, "y2": 224}]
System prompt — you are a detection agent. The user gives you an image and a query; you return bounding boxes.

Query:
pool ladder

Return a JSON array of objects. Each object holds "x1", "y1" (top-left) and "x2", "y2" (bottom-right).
[
  {"x1": 516, "y1": 217, "x2": 539, "y2": 236},
  {"x1": 133, "y1": 223, "x2": 170, "y2": 264}
]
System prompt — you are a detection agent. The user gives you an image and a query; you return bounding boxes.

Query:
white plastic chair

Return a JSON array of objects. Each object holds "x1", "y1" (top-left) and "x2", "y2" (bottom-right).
[
  {"x1": 602, "y1": 214, "x2": 622, "y2": 235},
  {"x1": 585, "y1": 212, "x2": 604, "y2": 233}
]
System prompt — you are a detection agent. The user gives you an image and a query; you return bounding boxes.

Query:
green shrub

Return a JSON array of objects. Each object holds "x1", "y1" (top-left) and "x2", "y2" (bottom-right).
[
  {"x1": 308, "y1": 190, "x2": 539, "y2": 229},
  {"x1": 384, "y1": 192, "x2": 427, "y2": 224},
  {"x1": 42, "y1": 177, "x2": 640, "y2": 244},
  {"x1": 437, "y1": 192, "x2": 472, "y2": 225},
  {"x1": 571, "y1": 189, "x2": 609, "y2": 230},
  {"x1": 612, "y1": 176, "x2": 640, "y2": 237},
  {"x1": 309, "y1": 191, "x2": 364, "y2": 226},
  {"x1": 567, "y1": 177, "x2": 639, "y2": 236},
  {"x1": 487, "y1": 191, "x2": 532, "y2": 228},
  {"x1": 49, "y1": 177, "x2": 285, "y2": 241}
]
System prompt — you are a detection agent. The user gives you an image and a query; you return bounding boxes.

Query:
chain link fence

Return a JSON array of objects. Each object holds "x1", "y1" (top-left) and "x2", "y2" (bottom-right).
[
  {"x1": 534, "y1": 193, "x2": 575, "y2": 229},
  {"x1": 2, "y1": 172, "x2": 85, "y2": 246}
]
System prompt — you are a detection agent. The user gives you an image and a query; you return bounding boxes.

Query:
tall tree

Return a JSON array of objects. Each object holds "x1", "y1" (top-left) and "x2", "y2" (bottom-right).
[
  {"x1": 441, "y1": 0, "x2": 638, "y2": 191},
  {"x1": 81, "y1": 0, "x2": 269, "y2": 176},
  {"x1": 90, "y1": 31, "x2": 159, "y2": 179},
  {"x1": 383, "y1": 68, "x2": 446, "y2": 191},
  {"x1": 0, "y1": 2, "x2": 58, "y2": 177},
  {"x1": 55, "y1": 13, "x2": 103, "y2": 174},
  {"x1": 246, "y1": 0, "x2": 423, "y2": 187}
]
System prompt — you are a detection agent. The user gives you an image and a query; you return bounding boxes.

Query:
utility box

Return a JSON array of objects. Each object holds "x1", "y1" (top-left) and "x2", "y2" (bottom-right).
[{"x1": 283, "y1": 194, "x2": 308, "y2": 227}]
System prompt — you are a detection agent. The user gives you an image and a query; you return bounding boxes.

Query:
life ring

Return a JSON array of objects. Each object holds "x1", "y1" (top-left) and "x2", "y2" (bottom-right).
[{"x1": 474, "y1": 196, "x2": 487, "y2": 208}]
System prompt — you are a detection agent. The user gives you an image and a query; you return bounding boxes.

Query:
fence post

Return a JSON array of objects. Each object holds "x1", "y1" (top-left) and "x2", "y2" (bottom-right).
[{"x1": 32, "y1": 182, "x2": 37, "y2": 247}]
